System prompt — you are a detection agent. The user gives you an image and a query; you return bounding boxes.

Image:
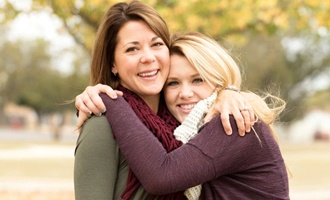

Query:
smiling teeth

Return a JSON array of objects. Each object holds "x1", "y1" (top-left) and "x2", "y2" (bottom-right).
[
  {"x1": 180, "y1": 104, "x2": 196, "y2": 109},
  {"x1": 139, "y1": 70, "x2": 157, "y2": 77}
]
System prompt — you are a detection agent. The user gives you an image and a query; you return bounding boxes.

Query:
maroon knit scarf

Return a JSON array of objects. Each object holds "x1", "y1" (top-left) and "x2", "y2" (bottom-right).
[{"x1": 118, "y1": 86, "x2": 185, "y2": 200}]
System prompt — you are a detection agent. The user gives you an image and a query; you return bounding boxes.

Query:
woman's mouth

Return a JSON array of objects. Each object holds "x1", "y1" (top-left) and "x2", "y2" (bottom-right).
[
  {"x1": 138, "y1": 70, "x2": 158, "y2": 77},
  {"x1": 179, "y1": 103, "x2": 196, "y2": 110}
]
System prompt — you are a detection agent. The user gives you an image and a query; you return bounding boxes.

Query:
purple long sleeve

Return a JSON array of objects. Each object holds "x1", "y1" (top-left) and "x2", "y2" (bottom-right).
[{"x1": 101, "y1": 94, "x2": 289, "y2": 199}]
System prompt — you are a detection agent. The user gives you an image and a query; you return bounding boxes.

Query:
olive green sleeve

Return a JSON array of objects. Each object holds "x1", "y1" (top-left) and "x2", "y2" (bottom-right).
[{"x1": 74, "y1": 116, "x2": 122, "y2": 199}]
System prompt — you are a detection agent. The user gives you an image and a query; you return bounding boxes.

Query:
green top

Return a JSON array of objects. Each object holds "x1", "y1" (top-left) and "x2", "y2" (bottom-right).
[{"x1": 74, "y1": 116, "x2": 151, "y2": 200}]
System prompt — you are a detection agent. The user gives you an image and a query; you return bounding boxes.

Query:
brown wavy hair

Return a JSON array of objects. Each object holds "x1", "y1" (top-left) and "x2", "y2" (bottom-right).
[{"x1": 89, "y1": 0, "x2": 171, "y2": 89}]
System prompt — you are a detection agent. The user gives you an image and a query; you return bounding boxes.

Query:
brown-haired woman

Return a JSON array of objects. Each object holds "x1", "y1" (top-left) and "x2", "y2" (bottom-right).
[{"x1": 74, "y1": 1, "x2": 254, "y2": 199}]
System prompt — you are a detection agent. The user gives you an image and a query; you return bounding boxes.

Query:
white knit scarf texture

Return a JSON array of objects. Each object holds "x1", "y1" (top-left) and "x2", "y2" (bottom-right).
[{"x1": 173, "y1": 91, "x2": 217, "y2": 200}]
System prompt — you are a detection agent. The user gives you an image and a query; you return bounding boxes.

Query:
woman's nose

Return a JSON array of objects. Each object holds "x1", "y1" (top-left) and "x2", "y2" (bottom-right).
[
  {"x1": 179, "y1": 85, "x2": 194, "y2": 99},
  {"x1": 140, "y1": 48, "x2": 155, "y2": 63}
]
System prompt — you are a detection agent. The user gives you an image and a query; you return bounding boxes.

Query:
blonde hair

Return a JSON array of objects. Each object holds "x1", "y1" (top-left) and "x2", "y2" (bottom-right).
[
  {"x1": 171, "y1": 32, "x2": 241, "y2": 90},
  {"x1": 170, "y1": 32, "x2": 286, "y2": 139},
  {"x1": 90, "y1": 0, "x2": 170, "y2": 88}
]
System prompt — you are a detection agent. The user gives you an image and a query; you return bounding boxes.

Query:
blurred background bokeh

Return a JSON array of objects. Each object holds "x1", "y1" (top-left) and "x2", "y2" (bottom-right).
[{"x1": 0, "y1": 0, "x2": 329, "y2": 199}]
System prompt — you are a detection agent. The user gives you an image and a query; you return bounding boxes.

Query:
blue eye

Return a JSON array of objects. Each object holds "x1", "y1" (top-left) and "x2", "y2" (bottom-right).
[{"x1": 166, "y1": 81, "x2": 178, "y2": 86}]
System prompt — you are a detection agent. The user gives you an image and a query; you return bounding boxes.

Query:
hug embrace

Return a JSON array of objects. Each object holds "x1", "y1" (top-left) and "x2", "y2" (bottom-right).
[{"x1": 74, "y1": 1, "x2": 290, "y2": 200}]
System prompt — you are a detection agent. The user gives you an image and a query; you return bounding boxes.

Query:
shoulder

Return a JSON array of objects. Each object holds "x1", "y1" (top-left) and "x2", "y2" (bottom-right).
[
  {"x1": 76, "y1": 116, "x2": 115, "y2": 149},
  {"x1": 203, "y1": 114, "x2": 238, "y2": 135},
  {"x1": 99, "y1": 93, "x2": 128, "y2": 107},
  {"x1": 82, "y1": 115, "x2": 112, "y2": 135},
  {"x1": 199, "y1": 115, "x2": 273, "y2": 150},
  {"x1": 100, "y1": 93, "x2": 135, "y2": 119},
  {"x1": 207, "y1": 114, "x2": 272, "y2": 139}
]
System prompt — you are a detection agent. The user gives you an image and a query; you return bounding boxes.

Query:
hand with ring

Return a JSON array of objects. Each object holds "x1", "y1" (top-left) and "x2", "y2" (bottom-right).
[{"x1": 204, "y1": 89, "x2": 255, "y2": 136}]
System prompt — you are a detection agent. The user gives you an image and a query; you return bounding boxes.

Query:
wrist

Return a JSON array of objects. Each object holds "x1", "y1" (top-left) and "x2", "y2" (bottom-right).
[{"x1": 224, "y1": 85, "x2": 240, "y2": 92}]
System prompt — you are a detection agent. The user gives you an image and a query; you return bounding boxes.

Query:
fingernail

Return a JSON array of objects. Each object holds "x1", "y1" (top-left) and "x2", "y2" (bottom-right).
[
  {"x1": 226, "y1": 131, "x2": 232, "y2": 135},
  {"x1": 97, "y1": 113, "x2": 102, "y2": 117},
  {"x1": 111, "y1": 93, "x2": 117, "y2": 98},
  {"x1": 102, "y1": 108, "x2": 106, "y2": 113}
]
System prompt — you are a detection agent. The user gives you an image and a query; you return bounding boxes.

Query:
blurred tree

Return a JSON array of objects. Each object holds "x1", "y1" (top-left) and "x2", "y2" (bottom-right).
[
  {"x1": 0, "y1": 36, "x2": 89, "y2": 139},
  {"x1": 239, "y1": 32, "x2": 330, "y2": 122},
  {"x1": 0, "y1": 38, "x2": 88, "y2": 120},
  {"x1": 305, "y1": 88, "x2": 330, "y2": 111},
  {"x1": 1, "y1": 0, "x2": 330, "y2": 122},
  {"x1": 1, "y1": 39, "x2": 53, "y2": 115},
  {"x1": 2, "y1": 0, "x2": 329, "y2": 50},
  {"x1": 282, "y1": 32, "x2": 330, "y2": 120}
]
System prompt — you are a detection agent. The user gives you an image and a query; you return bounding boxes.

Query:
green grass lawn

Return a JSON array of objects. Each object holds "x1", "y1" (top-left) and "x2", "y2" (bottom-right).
[
  {"x1": 0, "y1": 140, "x2": 76, "y2": 199},
  {"x1": 1, "y1": 138, "x2": 329, "y2": 200},
  {"x1": 0, "y1": 158, "x2": 74, "y2": 179},
  {"x1": 0, "y1": 140, "x2": 75, "y2": 179}
]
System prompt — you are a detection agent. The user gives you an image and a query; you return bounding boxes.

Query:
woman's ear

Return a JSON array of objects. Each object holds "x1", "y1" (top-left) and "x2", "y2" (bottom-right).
[{"x1": 112, "y1": 65, "x2": 118, "y2": 76}]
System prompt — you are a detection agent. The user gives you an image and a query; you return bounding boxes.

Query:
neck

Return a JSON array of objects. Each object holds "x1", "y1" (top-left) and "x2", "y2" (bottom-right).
[
  {"x1": 118, "y1": 85, "x2": 160, "y2": 113},
  {"x1": 139, "y1": 94, "x2": 160, "y2": 113}
]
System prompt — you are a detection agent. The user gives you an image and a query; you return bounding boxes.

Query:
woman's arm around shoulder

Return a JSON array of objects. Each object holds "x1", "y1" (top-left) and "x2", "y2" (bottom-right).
[{"x1": 100, "y1": 94, "x2": 237, "y2": 194}]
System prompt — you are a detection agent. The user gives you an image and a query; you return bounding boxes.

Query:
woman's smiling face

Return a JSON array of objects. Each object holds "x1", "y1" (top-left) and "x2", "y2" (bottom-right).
[
  {"x1": 164, "y1": 54, "x2": 215, "y2": 123},
  {"x1": 112, "y1": 20, "x2": 170, "y2": 99}
]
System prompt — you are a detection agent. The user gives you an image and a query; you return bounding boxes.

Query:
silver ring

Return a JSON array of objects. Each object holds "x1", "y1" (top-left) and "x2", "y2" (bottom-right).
[{"x1": 240, "y1": 105, "x2": 249, "y2": 112}]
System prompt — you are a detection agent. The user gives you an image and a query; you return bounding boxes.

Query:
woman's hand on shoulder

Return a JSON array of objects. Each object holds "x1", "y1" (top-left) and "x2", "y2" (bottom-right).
[
  {"x1": 75, "y1": 84, "x2": 123, "y2": 128},
  {"x1": 204, "y1": 90, "x2": 255, "y2": 136}
]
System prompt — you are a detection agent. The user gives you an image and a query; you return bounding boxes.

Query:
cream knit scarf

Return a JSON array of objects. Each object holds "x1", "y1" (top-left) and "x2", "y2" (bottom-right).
[{"x1": 173, "y1": 91, "x2": 217, "y2": 200}]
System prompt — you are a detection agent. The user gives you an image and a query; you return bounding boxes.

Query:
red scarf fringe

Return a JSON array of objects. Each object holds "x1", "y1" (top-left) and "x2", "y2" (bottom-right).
[{"x1": 119, "y1": 86, "x2": 185, "y2": 200}]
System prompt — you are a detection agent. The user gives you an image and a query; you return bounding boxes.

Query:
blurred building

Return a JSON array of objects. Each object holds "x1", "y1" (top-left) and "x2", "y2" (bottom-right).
[
  {"x1": 4, "y1": 103, "x2": 38, "y2": 130},
  {"x1": 3, "y1": 103, "x2": 77, "y2": 136},
  {"x1": 288, "y1": 110, "x2": 330, "y2": 142}
]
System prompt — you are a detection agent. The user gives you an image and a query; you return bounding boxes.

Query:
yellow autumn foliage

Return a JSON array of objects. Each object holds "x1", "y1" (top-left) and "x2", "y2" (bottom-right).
[{"x1": 1, "y1": 0, "x2": 329, "y2": 51}]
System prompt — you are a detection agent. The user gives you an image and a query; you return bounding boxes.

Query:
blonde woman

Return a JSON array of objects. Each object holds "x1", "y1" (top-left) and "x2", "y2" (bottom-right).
[
  {"x1": 74, "y1": 1, "x2": 254, "y2": 199},
  {"x1": 94, "y1": 32, "x2": 289, "y2": 199}
]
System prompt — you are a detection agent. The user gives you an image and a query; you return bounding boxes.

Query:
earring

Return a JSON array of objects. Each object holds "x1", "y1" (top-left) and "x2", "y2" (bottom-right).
[{"x1": 112, "y1": 65, "x2": 118, "y2": 76}]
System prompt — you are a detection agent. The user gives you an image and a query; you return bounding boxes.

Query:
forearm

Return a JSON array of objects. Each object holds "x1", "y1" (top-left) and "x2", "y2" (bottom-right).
[{"x1": 101, "y1": 94, "x2": 218, "y2": 194}]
